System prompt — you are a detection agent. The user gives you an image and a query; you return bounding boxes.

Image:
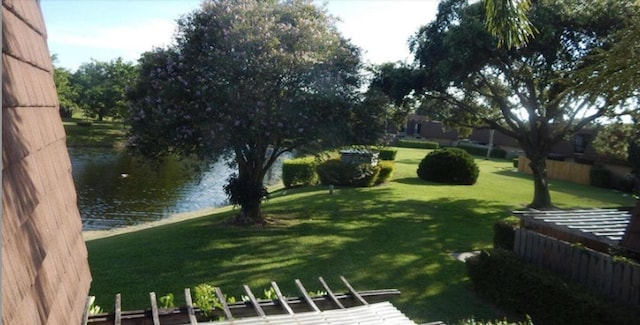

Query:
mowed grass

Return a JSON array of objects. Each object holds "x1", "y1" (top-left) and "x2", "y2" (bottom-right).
[
  {"x1": 86, "y1": 148, "x2": 635, "y2": 323},
  {"x1": 63, "y1": 118, "x2": 127, "y2": 148}
]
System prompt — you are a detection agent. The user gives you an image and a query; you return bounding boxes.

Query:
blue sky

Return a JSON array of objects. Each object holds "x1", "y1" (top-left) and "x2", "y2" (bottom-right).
[{"x1": 41, "y1": 0, "x2": 440, "y2": 71}]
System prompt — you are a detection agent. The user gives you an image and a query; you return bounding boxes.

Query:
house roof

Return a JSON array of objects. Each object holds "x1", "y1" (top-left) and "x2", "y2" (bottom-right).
[{"x1": 514, "y1": 208, "x2": 632, "y2": 246}]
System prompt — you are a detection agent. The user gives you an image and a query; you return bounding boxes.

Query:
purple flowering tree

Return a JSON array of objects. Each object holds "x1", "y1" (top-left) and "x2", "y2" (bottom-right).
[{"x1": 127, "y1": 0, "x2": 362, "y2": 225}]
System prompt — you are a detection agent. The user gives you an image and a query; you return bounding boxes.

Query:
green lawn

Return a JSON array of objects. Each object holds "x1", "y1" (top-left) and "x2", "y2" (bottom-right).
[
  {"x1": 86, "y1": 148, "x2": 635, "y2": 323},
  {"x1": 63, "y1": 118, "x2": 127, "y2": 148}
]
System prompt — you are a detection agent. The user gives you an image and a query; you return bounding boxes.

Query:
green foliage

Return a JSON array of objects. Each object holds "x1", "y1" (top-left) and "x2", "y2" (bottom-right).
[
  {"x1": 52, "y1": 55, "x2": 79, "y2": 118},
  {"x1": 397, "y1": 139, "x2": 439, "y2": 149},
  {"x1": 316, "y1": 159, "x2": 381, "y2": 187},
  {"x1": 159, "y1": 293, "x2": 175, "y2": 309},
  {"x1": 512, "y1": 158, "x2": 518, "y2": 169},
  {"x1": 467, "y1": 249, "x2": 640, "y2": 325},
  {"x1": 589, "y1": 165, "x2": 611, "y2": 188},
  {"x1": 74, "y1": 57, "x2": 135, "y2": 121},
  {"x1": 282, "y1": 157, "x2": 318, "y2": 188},
  {"x1": 417, "y1": 148, "x2": 479, "y2": 185},
  {"x1": 376, "y1": 161, "x2": 396, "y2": 184},
  {"x1": 378, "y1": 148, "x2": 398, "y2": 161},
  {"x1": 193, "y1": 284, "x2": 221, "y2": 319},
  {"x1": 87, "y1": 296, "x2": 104, "y2": 315},
  {"x1": 223, "y1": 173, "x2": 269, "y2": 215},
  {"x1": 126, "y1": 0, "x2": 363, "y2": 224},
  {"x1": 493, "y1": 220, "x2": 517, "y2": 251},
  {"x1": 457, "y1": 143, "x2": 507, "y2": 159}
]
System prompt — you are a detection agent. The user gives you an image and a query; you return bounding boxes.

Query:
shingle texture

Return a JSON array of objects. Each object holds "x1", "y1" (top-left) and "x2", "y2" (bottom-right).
[{"x1": 2, "y1": 0, "x2": 92, "y2": 323}]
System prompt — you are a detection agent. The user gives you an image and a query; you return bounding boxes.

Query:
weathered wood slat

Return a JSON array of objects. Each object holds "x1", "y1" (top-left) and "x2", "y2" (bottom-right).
[
  {"x1": 184, "y1": 288, "x2": 197, "y2": 325},
  {"x1": 271, "y1": 281, "x2": 294, "y2": 315},
  {"x1": 319, "y1": 276, "x2": 345, "y2": 309},
  {"x1": 243, "y1": 285, "x2": 266, "y2": 317},
  {"x1": 115, "y1": 293, "x2": 122, "y2": 325},
  {"x1": 295, "y1": 279, "x2": 321, "y2": 312},
  {"x1": 215, "y1": 286, "x2": 233, "y2": 320},
  {"x1": 149, "y1": 292, "x2": 160, "y2": 325},
  {"x1": 341, "y1": 276, "x2": 368, "y2": 305}
]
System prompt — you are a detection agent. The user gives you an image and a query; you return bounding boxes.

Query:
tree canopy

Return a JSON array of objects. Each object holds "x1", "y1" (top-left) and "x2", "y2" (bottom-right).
[
  {"x1": 407, "y1": 0, "x2": 639, "y2": 209},
  {"x1": 74, "y1": 58, "x2": 136, "y2": 121},
  {"x1": 127, "y1": 0, "x2": 363, "y2": 225}
]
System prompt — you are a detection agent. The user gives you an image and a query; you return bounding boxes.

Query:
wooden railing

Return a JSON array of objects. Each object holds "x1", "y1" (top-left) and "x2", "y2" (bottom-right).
[
  {"x1": 514, "y1": 228, "x2": 640, "y2": 306},
  {"x1": 85, "y1": 276, "x2": 403, "y2": 325}
]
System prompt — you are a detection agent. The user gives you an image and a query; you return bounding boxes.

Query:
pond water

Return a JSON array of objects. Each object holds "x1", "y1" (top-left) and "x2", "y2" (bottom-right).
[{"x1": 69, "y1": 148, "x2": 286, "y2": 230}]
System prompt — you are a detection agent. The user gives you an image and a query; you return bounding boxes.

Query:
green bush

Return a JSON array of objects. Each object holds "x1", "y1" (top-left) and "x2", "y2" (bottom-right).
[
  {"x1": 417, "y1": 148, "x2": 479, "y2": 185},
  {"x1": 590, "y1": 165, "x2": 610, "y2": 188},
  {"x1": 457, "y1": 143, "x2": 507, "y2": 159},
  {"x1": 512, "y1": 158, "x2": 519, "y2": 169},
  {"x1": 317, "y1": 159, "x2": 381, "y2": 187},
  {"x1": 493, "y1": 220, "x2": 517, "y2": 251},
  {"x1": 282, "y1": 157, "x2": 318, "y2": 188},
  {"x1": 397, "y1": 139, "x2": 439, "y2": 149},
  {"x1": 376, "y1": 161, "x2": 395, "y2": 184},
  {"x1": 378, "y1": 148, "x2": 398, "y2": 161},
  {"x1": 466, "y1": 249, "x2": 640, "y2": 325}
]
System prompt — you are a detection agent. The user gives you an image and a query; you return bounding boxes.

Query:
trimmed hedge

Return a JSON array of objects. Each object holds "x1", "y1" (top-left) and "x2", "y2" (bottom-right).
[
  {"x1": 376, "y1": 161, "x2": 395, "y2": 184},
  {"x1": 378, "y1": 148, "x2": 398, "y2": 161},
  {"x1": 512, "y1": 158, "x2": 519, "y2": 169},
  {"x1": 417, "y1": 148, "x2": 479, "y2": 185},
  {"x1": 457, "y1": 143, "x2": 507, "y2": 159},
  {"x1": 493, "y1": 220, "x2": 517, "y2": 251},
  {"x1": 466, "y1": 249, "x2": 640, "y2": 325},
  {"x1": 282, "y1": 157, "x2": 318, "y2": 188},
  {"x1": 397, "y1": 139, "x2": 439, "y2": 149},
  {"x1": 316, "y1": 159, "x2": 393, "y2": 187}
]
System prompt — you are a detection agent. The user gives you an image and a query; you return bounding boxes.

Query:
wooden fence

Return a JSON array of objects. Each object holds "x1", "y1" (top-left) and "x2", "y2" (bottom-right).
[
  {"x1": 514, "y1": 228, "x2": 640, "y2": 306},
  {"x1": 518, "y1": 156, "x2": 591, "y2": 185}
]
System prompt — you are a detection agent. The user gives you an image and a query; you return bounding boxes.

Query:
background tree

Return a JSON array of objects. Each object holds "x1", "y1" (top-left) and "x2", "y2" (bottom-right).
[
  {"x1": 408, "y1": 0, "x2": 638, "y2": 209},
  {"x1": 127, "y1": 0, "x2": 362, "y2": 225},
  {"x1": 74, "y1": 58, "x2": 136, "y2": 121},
  {"x1": 52, "y1": 54, "x2": 79, "y2": 118}
]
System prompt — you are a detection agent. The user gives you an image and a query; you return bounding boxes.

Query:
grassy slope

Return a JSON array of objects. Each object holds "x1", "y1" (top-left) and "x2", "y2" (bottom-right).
[
  {"x1": 86, "y1": 148, "x2": 635, "y2": 323},
  {"x1": 63, "y1": 118, "x2": 127, "y2": 148}
]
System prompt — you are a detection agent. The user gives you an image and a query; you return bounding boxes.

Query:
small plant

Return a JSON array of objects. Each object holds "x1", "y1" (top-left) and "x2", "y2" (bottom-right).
[
  {"x1": 378, "y1": 148, "x2": 398, "y2": 161},
  {"x1": 512, "y1": 157, "x2": 519, "y2": 169},
  {"x1": 87, "y1": 296, "x2": 103, "y2": 315},
  {"x1": 417, "y1": 148, "x2": 479, "y2": 185},
  {"x1": 308, "y1": 290, "x2": 327, "y2": 297},
  {"x1": 376, "y1": 161, "x2": 395, "y2": 184},
  {"x1": 194, "y1": 284, "x2": 221, "y2": 319},
  {"x1": 159, "y1": 293, "x2": 175, "y2": 309}
]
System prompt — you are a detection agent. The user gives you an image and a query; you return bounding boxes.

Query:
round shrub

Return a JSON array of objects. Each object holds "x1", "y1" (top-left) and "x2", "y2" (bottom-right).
[
  {"x1": 376, "y1": 161, "x2": 395, "y2": 184},
  {"x1": 417, "y1": 148, "x2": 479, "y2": 185}
]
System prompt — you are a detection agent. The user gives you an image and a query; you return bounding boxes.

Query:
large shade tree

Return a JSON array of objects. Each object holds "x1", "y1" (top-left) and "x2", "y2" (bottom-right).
[
  {"x1": 408, "y1": 0, "x2": 638, "y2": 209},
  {"x1": 127, "y1": 0, "x2": 362, "y2": 225}
]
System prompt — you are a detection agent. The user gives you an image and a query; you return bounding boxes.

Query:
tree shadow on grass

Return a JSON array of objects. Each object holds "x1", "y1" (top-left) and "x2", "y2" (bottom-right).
[{"x1": 87, "y1": 185, "x2": 516, "y2": 323}]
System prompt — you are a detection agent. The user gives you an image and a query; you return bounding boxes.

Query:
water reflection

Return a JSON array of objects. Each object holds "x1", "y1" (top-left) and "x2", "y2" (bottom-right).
[{"x1": 69, "y1": 148, "x2": 285, "y2": 230}]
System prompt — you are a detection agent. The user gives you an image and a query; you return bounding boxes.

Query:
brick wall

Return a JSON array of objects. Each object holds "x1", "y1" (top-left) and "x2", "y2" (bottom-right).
[{"x1": 2, "y1": 0, "x2": 92, "y2": 323}]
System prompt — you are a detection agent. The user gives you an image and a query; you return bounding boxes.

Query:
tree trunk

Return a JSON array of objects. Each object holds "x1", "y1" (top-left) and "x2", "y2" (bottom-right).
[
  {"x1": 528, "y1": 156, "x2": 554, "y2": 209},
  {"x1": 229, "y1": 155, "x2": 267, "y2": 226}
]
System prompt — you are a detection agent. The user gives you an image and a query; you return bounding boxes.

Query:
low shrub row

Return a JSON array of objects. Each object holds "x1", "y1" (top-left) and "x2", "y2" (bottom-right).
[
  {"x1": 417, "y1": 148, "x2": 479, "y2": 185},
  {"x1": 282, "y1": 157, "x2": 318, "y2": 188},
  {"x1": 466, "y1": 249, "x2": 640, "y2": 325},
  {"x1": 316, "y1": 159, "x2": 395, "y2": 187},
  {"x1": 378, "y1": 148, "x2": 398, "y2": 161},
  {"x1": 457, "y1": 143, "x2": 507, "y2": 159},
  {"x1": 396, "y1": 139, "x2": 439, "y2": 149}
]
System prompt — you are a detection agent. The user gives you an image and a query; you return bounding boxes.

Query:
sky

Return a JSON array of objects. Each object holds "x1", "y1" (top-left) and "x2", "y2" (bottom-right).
[{"x1": 40, "y1": 0, "x2": 441, "y2": 71}]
